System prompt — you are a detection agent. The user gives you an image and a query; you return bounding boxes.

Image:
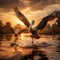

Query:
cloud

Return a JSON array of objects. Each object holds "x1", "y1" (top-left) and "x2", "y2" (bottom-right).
[
  {"x1": 0, "y1": 12, "x2": 24, "y2": 26},
  {"x1": 21, "y1": 4, "x2": 60, "y2": 26},
  {"x1": 0, "y1": 0, "x2": 60, "y2": 26},
  {"x1": 28, "y1": 0, "x2": 60, "y2": 11},
  {"x1": 0, "y1": 0, "x2": 26, "y2": 12},
  {"x1": 0, "y1": 0, "x2": 60, "y2": 12}
]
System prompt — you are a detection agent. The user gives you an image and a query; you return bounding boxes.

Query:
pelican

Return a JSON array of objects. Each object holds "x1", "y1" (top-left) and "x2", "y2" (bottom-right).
[{"x1": 14, "y1": 6, "x2": 60, "y2": 39}]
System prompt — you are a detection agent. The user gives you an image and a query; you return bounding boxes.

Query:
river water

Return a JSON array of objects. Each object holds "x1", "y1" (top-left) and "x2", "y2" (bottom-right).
[{"x1": 0, "y1": 34, "x2": 60, "y2": 60}]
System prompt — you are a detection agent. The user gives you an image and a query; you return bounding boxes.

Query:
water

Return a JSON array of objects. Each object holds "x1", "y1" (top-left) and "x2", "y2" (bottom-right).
[{"x1": 0, "y1": 34, "x2": 60, "y2": 60}]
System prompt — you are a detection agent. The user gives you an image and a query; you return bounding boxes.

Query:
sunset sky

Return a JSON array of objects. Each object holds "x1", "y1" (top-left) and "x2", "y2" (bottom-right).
[{"x1": 0, "y1": 0, "x2": 60, "y2": 27}]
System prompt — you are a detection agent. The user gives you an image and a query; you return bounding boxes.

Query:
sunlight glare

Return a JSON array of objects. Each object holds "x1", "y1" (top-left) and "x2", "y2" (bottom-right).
[
  {"x1": 21, "y1": 33, "x2": 24, "y2": 40},
  {"x1": 16, "y1": 19, "x2": 25, "y2": 26}
]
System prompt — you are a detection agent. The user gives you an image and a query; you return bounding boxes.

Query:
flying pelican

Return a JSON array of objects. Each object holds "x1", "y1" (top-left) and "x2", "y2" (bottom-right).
[{"x1": 14, "y1": 6, "x2": 59, "y2": 39}]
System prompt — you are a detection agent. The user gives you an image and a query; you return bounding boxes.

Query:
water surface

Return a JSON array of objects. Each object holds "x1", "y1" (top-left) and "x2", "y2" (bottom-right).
[{"x1": 0, "y1": 34, "x2": 60, "y2": 60}]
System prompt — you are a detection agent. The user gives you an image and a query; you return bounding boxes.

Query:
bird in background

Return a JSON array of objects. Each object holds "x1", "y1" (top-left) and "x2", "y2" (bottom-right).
[{"x1": 14, "y1": 6, "x2": 60, "y2": 39}]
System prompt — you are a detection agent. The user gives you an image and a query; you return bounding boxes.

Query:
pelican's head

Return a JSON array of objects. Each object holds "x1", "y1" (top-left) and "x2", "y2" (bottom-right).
[{"x1": 29, "y1": 20, "x2": 35, "y2": 29}]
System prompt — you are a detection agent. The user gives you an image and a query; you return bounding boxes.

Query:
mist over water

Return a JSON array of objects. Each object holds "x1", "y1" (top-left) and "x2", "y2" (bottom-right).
[{"x1": 0, "y1": 34, "x2": 60, "y2": 60}]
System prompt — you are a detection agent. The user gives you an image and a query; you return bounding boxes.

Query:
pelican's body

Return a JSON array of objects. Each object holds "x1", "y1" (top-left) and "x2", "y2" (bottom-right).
[{"x1": 14, "y1": 6, "x2": 60, "y2": 39}]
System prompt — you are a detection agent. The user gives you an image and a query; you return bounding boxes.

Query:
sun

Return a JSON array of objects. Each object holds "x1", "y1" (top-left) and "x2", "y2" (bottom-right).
[
  {"x1": 17, "y1": 19, "x2": 25, "y2": 26},
  {"x1": 12, "y1": 16, "x2": 25, "y2": 26}
]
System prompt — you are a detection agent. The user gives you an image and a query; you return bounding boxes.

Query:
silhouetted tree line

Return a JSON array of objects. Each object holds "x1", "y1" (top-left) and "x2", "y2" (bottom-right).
[{"x1": 0, "y1": 20, "x2": 14, "y2": 34}]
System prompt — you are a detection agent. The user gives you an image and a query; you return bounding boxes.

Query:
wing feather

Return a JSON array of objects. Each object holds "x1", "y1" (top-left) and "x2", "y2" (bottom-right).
[
  {"x1": 36, "y1": 11, "x2": 57, "y2": 30},
  {"x1": 14, "y1": 6, "x2": 30, "y2": 27}
]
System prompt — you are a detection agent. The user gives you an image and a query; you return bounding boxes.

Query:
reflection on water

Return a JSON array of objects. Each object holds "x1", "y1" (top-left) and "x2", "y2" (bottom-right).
[{"x1": 0, "y1": 34, "x2": 60, "y2": 60}]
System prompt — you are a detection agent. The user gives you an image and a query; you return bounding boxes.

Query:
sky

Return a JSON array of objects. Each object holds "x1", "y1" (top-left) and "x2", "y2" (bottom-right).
[{"x1": 0, "y1": 0, "x2": 60, "y2": 27}]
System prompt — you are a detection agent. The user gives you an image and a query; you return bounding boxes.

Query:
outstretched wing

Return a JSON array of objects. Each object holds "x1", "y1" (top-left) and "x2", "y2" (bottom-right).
[
  {"x1": 36, "y1": 11, "x2": 57, "y2": 30},
  {"x1": 14, "y1": 6, "x2": 30, "y2": 27}
]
